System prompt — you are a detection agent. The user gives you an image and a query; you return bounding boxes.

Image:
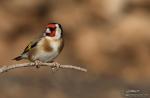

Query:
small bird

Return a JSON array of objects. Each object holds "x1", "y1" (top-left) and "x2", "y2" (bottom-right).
[{"x1": 13, "y1": 23, "x2": 64, "y2": 66}]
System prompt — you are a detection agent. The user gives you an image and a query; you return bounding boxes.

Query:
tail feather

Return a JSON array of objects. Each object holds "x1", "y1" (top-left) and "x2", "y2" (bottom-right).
[{"x1": 12, "y1": 56, "x2": 23, "y2": 61}]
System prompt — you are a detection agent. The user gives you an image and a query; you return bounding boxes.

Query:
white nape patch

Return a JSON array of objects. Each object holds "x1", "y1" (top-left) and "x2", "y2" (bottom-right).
[{"x1": 46, "y1": 28, "x2": 51, "y2": 33}]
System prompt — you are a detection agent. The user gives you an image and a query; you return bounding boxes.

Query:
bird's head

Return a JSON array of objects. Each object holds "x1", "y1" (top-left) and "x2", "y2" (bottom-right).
[{"x1": 44, "y1": 23, "x2": 63, "y2": 39}]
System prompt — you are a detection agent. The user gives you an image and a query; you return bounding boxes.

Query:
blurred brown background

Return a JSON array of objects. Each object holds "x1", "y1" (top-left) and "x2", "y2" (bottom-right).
[{"x1": 0, "y1": 0, "x2": 150, "y2": 98}]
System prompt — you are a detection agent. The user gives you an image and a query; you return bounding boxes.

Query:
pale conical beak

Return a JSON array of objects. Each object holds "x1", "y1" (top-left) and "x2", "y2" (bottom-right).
[{"x1": 46, "y1": 28, "x2": 51, "y2": 33}]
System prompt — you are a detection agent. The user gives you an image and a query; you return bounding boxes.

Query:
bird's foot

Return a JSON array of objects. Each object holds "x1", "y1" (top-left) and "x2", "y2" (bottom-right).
[
  {"x1": 34, "y1": 60, "x2": 42, "y2": 68},
  {"x1": 51, "y1": 62, "x2": 60, "y2": 72}
]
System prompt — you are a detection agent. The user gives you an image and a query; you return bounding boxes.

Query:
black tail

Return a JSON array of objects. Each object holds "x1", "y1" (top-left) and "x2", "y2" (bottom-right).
[{"x1": 12, "y1": 56, "x2": 22, "y2": 61}]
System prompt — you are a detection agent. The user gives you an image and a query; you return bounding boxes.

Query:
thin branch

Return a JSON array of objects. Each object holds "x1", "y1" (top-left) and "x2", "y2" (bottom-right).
[{"x1": 0, "y1": 62, "x2": 87, "y2": 73}]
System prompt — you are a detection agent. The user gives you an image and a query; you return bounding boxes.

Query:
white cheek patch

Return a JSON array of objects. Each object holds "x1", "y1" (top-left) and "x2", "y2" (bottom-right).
[
  {"x1": 46, "y1": 28, "x2": 51, "y2": 33},
  {"x1": 55, "y1": 24, "x2": 61, "y2": 39}
]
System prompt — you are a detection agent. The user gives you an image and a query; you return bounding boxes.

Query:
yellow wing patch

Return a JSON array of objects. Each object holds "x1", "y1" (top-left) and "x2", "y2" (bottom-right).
[{"x1": 22, "y1": 41, "x2": 38, "y2": 54}]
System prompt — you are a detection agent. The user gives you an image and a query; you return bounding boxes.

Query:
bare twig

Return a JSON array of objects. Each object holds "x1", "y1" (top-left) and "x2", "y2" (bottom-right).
[{"x1": 0, "y1": 62, "x2": 87, "y2": 73}]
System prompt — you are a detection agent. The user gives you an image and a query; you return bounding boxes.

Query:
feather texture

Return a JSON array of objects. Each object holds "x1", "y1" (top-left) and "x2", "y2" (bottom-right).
[{"x1": 13, "y1": 23, "x2": 64, "y2": 63}]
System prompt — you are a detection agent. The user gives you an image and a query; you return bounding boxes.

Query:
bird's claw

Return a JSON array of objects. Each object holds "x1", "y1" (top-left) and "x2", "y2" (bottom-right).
[
  {"x1": 51, "y1": 62, "x2": 60, "y2": 72},
  {"x1": 34, "y1": 60, "x2": 42, "y2": 68}
]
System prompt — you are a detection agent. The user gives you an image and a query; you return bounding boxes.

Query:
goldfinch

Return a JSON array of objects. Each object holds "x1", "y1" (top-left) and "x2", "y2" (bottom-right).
[{"x1": 13, "y1": 23, "x2": 64, "y2": 64}]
